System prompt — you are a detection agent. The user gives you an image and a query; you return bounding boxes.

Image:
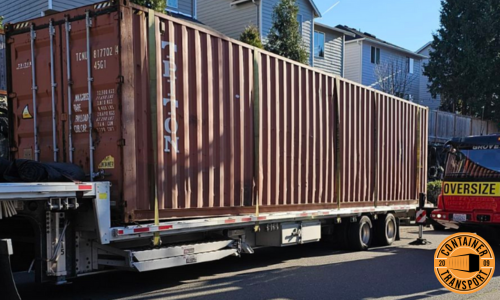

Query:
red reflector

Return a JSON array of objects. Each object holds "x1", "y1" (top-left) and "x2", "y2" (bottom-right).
[
  {"x1": 258, "y1": 216, "x2": 267, "y2": 220},
  {"x1": 323, "y1": 212, "x2": 329, "y2": 215},
  {"x1": 118, "y1": 230, "x2": 124, "y2": 235},
  {"x1": 300, "y1": 213, "x2": 308, "y2": 217},
  {"x1": 134, "y1": 228, "x2": 150, "y2": 233},
  {"x1": 225, "y1": 219, "x2": 236, "y2": 224},
  {"x1": 242, "y1": 218, "x2": 252, "y2": 222},
  {"x1": 159, "y1": 225, "x2": 173, "y2": 230},
  {"x1": 78, "y1": 185, "x2": 92, "y2": 190}
]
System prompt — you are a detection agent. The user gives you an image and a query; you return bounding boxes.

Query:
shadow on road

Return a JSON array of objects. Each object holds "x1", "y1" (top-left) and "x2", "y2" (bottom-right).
[{"x1": 16, "y1": 238, "x2": 485, "y2": 300}]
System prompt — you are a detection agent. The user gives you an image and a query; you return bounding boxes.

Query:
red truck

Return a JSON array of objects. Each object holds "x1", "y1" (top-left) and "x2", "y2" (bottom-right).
[{"x1": 431, "y1": 134, "x2": 500, "y2": 234}]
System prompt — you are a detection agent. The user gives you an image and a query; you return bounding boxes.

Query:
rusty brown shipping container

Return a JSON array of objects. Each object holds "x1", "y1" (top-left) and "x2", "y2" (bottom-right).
[{"x1": 4, "y1": 1, "x2": 427, "y2": 224}]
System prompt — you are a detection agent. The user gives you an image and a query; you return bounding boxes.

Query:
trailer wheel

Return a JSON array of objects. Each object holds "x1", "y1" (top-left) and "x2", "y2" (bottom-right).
[
  {"x1": 376, "y1": 214, "x2": 397, "y2": 246},
  {"x1": 348, "y1": 216, "x2": 373, "y2": 251}
]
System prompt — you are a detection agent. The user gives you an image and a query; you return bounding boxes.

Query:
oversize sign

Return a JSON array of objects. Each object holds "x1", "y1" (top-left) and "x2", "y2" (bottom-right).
[{"x1": 443, "y1": 182, "x2": 500, "y2": 197}]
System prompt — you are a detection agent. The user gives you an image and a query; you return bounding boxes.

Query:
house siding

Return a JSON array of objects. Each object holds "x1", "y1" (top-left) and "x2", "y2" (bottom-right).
[
  {"x1": 197, "y1": 0, "x2": 258, "y2": 40},
  {"x1": 418, "y1": 45, "x2": 441, "y2": 110},
  {"x1": 261, "y1": 0, "x2": 313, "y2": 64},
  {"x1": 344, "y1": 41, "x2": 362, "y2": 83},
  {"x1": 167, "y1": 0, "x2": 195, "y2": 16},
  {"x1": 361, "y1": 41, "x2": 420, "y2": 101},
  {"x1": 313, "y1": 25, "x2": 343, "y2": 76},
  {"x1": 52, "y1": 0, "x2": 99, "y2": 11},
  {"x1": 1, "y1": 0, "x2": 48, "y2": 23}
]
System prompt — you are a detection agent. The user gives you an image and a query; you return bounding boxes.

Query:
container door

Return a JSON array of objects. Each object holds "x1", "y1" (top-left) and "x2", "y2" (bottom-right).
[
  {"x1": 61, "y1": 8, "x2": 123, "y2": 198},
  {"x1": 8, "y1": 22, "x2": 65, "y2": 162}
]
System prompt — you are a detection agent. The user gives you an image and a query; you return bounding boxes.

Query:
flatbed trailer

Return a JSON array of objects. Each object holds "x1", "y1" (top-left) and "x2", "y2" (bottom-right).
[{"x1": 0, "y1": 181, "x2": 415, "y2": 284}]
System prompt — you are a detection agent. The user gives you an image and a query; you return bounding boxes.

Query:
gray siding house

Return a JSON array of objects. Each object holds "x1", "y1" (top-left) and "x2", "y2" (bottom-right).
[
  {"x1": 312, "y1": 23, "x2": 354, "y2": 76},
  {"x1": 0, "y1": 0, "x2": 197, "y2": 23},
  {"x1": 0, "y1": 0, "x2": 99, "y2": 23},
  {"x1": 197, "y1": 0, "x2": 321, "y2": 65},
  {"x1": 338, "y1": 25, "x2": 426, "y2": 102},
  {"x1": 417, "y1": 42, "x2": 441, "y2": 110}
]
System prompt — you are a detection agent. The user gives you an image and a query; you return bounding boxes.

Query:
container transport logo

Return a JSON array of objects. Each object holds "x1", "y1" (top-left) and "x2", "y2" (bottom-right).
[{"x1": 434, "y1": 232, "x2": 495, "y2": 294}]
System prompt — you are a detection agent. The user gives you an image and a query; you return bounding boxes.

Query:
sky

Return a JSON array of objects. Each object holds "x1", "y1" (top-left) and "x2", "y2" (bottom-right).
[{"x1": 315, "y1": 0, "x2": 442, "y2": 52}]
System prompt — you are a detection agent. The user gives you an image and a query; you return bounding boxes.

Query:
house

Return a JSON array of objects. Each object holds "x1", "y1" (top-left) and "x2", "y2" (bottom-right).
[
  {"x1": 0, "y1": 0, "x2": 197, "y2": 23},
  {"x1": 417, "y1": 42, "x2": 441, "y2": 110},
  {"x1": 338, "y1": 25, "x2": 426, "y2": 101},
  {"x1": 197, "y1": 0, "x2": 321, "y2": 66},
  {"x1": 313, "y1": 23, "x2": 354, "y2": 77}
]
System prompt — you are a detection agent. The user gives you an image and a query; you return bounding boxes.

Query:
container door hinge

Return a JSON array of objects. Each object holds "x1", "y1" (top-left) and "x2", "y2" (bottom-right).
[
  {"x1": 116, "y1": 76, "x2": 124, "y2": 84},
  {"x1": 117, "y1": 139, "x2": 126, "y2": 147},
  {"x1": 8, "y1": 92, "x2": 17, "y2": 99}
]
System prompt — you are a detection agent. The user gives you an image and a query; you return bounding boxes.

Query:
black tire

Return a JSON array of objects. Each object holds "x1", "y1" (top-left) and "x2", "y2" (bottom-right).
[
  {"x1": 348, "y1": 216, "x2": 373, "y2": 251},
  {"x1": 333, "y1": 221, "x2": 350, "y2": 250},
  {"x1": 376, "y1": 214, "x2": 397, "y2": 246}
]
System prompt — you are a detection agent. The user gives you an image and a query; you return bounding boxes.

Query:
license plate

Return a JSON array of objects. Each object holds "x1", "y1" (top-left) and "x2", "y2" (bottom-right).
[{"x1": 453, "y1": 214, "x2": 467, "y2": 222}]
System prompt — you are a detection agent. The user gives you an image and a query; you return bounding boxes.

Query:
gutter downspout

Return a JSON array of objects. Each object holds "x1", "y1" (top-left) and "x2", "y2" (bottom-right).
[
  {"x1": 250, "y1": 0, "x2": 261, "y2": 40},
  {"x1": 341, "y1": 34, "x2": 345, "y2": 77},
  {"x1": 358, "y1": 40, "x2": 362, "y2": 83}
]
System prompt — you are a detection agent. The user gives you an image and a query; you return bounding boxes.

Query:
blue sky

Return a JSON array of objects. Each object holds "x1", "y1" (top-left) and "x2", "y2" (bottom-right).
[{"x1": 315, "y1": 0, "x2": 442, "y2": 52}]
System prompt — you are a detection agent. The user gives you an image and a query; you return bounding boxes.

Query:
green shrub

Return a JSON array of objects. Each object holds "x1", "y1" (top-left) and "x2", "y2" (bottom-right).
[
  {"x1": 239, "y1": 25, "x2": 263, "y2": 49},
  {"x1": 427, "y1": 180, "x2": 442, "y2": 205}
]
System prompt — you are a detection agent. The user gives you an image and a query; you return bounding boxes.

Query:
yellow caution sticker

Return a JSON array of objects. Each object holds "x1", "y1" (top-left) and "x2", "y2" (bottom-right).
[
  {"x1": 22, "y1": 105, "x2": 33, "y2": 119},
  {"x1": 443, "y1": 182, "x2": 500, "y2": 197},
  {"x1": 99, "y1": 193, "x2": 108, "y2": 200},
  {"x1": 98, "y1": 155, "x2": 115, "y2": 169}
]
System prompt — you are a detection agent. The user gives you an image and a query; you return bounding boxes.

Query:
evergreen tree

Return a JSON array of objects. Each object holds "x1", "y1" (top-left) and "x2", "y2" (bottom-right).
[
  {"x1": 424, "y1": 0, "x2": 500, "y2": 120},
  {"x1": 240, "y1": 25, "x2": 263, "y2": 49},
  {"x1": 265, "y1": 0, "x2": 308, "y2": 64}
]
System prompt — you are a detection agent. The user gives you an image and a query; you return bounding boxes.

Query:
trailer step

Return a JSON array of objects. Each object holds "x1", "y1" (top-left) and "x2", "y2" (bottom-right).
[
  {"x1": 131, "y1": 249, "x2": 238, "y2": 272},
  {"x1": 129, "y1": 240, "x2": 235, "y2": 262}
]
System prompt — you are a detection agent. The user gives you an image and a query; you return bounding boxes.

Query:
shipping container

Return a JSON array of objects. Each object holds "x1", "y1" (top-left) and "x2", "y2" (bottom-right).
[{"x1": 4, "y1": 1, "x2": 428, "y2": 224}]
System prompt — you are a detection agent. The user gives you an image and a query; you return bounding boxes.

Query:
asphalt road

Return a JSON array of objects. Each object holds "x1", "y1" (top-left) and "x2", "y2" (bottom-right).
[{"x1": 14, "y1": 227, "x2": 500, "y2": 300}]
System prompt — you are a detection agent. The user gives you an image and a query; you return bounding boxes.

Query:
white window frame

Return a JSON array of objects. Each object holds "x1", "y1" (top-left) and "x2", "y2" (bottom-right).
[
  {"x1": 167, "y1": 0, "x2": 178, "y2": 9},
  {"x1": 314, "y1": 31, "x2": 325, "y2": 58},
  {"x1": 297, "y1": 14, "x2": 303, "y2": 35},
  {"x1": 371, "y1": 46, "x2": 380, "y2": 64},
  {"x1": 408, "y1": 57, "x2": 414, "y2": 74}
]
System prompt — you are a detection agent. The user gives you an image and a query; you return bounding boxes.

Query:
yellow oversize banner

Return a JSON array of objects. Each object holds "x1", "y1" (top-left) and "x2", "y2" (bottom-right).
[{"x1": 443, "y1": 182, "x2": 500, "y2": 197}]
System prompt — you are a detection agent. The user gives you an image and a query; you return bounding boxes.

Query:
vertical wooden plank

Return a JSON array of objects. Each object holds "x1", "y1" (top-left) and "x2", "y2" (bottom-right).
[
  {"x1": 318, "y1": 74, "x2": 324, "y2": 203},
  {"x1": 217, "y1": 39, "x2": 225, "y2": 207},
  {"x1": 297, "y1": 66, "x2": 303, "y2": 205},
  {"x1": 274, "y1": 59, "x2": 280, "y2": 205},
  {"x1": 289, "y1": 64, "x2": 295, "y2": 205},
  {"x1": 207, "y1": 35, "x2": 214, "y2": 208},
  {"x1": 281, "y1": 61, "x2": 288, "y2": 205},
  {"x1": 228, "y1": 43, "x2": 235, "y2": 207},
  {"x1": 304, "y1": 70, "x2": 310, "y2": 204},
  {"x1": 194, "y1": 30, "x2": 203, "y2": 208},
  {"x1": 238, "y1": 45, "x2": 245, "y2": 206},
  {"x1": 181, "y1": 25, "x2": 191, "y2": 208},
  {"x1": 311, "y1": 72, "x2": 317, "y2": 203},
  {"x1": 265, "y1": 55, "x2": 272, "y2": 205},
  {"x1": 168, "y1": 20, "x2": 179, "y2": 209}
]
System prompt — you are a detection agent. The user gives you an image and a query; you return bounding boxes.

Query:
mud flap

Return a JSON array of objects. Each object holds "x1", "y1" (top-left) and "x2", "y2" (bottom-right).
[
  {"x1": 395, "y1": 218, "x2": 401, "y2": 241},
  {"x1": 0, "y1": 239, "x2": 21, "y2": 300}
]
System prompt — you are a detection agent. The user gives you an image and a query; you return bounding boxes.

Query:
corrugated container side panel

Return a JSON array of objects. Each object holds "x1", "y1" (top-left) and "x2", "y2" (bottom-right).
[{"x1": 157, "y1": 18, "x2": 253, "y2": 213}]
